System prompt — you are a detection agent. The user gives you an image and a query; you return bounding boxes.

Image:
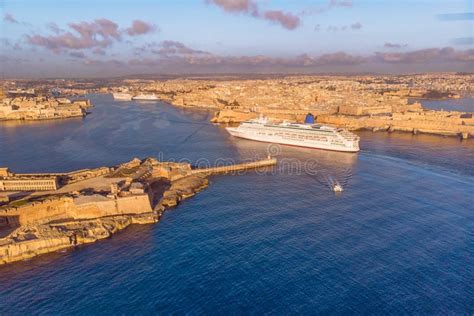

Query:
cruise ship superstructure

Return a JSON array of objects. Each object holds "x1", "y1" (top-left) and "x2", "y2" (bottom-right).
[{"x1": 226, "y1": 116, "x2": 360, "y2": 152}]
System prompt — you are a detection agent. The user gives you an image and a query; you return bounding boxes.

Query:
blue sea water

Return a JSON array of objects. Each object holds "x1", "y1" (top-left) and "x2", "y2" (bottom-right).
[
  {"x1": 415, "y1": 96, "x2": 474, "y2": 112},
  {"x1": 0, "y1": 94, "x2": 473, "y2": 314}
]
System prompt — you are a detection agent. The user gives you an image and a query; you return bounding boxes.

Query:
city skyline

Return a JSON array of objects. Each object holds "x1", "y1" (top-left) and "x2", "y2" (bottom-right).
[{"x1": 1, "y1": 0, "x2": 473, "y2": 77}]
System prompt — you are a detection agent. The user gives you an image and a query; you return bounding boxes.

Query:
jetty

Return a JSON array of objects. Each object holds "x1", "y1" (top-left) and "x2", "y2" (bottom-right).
[{"x1": 190, "y1": 157, "x2": 277, "y2": 175}]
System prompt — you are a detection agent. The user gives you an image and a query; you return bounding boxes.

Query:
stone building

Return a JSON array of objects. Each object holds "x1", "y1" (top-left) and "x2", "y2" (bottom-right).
[
  {"x1": 0, "y1": 167, "x2": 58, "y2": 191},
  {"x1": 0, "y1": 178, "x2": 58, "y2": 191}
]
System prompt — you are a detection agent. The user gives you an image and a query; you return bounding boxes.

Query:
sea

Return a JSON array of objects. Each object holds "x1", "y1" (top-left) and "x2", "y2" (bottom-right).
[{"x1": 0, "y1": 94, "x2": 473, "y2": 314}]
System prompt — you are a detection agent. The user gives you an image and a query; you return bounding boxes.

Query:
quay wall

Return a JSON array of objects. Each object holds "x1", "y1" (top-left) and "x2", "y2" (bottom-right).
[{"x1": 317, "y1": 114, "x2": 474, "y2": 138}]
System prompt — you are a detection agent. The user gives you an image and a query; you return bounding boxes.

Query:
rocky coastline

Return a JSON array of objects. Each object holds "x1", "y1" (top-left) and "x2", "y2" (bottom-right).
[{"x1": 0, "y1": 157, "x2": 275, "y2": 265}]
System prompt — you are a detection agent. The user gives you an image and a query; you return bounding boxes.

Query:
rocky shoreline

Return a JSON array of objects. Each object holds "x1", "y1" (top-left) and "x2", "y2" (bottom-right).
[
  {"x1": 0, "y1": 158, "x2": 274, "y2": 265},
  {"x1": 0, "y1": 177, "x2": 206, "y2": 265}
]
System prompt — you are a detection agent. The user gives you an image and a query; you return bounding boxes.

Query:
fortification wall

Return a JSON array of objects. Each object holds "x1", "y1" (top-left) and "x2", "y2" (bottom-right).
[
  {"x1": 0, "y1": 197, "x2": 75, "y2": 226},
  {"x1": 0, "y1": 194, "x2": 152, "y2": 227},
  {"x1": 72, "y1": 195, "x2": 152, "y2": 219}
]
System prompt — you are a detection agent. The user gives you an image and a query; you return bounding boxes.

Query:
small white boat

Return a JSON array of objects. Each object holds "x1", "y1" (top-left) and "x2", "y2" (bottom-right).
[{"x1": 333, "y1": 184, "x2": 344, "y2": 192}]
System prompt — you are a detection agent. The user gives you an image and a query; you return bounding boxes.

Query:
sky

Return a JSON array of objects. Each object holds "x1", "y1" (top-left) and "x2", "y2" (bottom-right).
[{"x1": 1, "y1": 0, "x2": 473, "y2": 78}]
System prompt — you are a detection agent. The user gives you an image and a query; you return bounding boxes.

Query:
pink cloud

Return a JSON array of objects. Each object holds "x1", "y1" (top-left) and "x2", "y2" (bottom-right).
[
  {"x1": 126, "y1": 20, "x2": 157, "y2": 36},
  {"x1": 207, "y1": 0, "x2": 258, "y2": 15},
  {"x1": 263, "y1": 11, "x2": 300, "y2": 30},
  {"x1": 207, "y1": 0, "x2": 301, "y2": 30},
  {"x1": 27, "y1": 18, "x2": 122, "y2": 53},
  {"x1": 4, "y1": 13, "x2": 18, "y2": 24}
]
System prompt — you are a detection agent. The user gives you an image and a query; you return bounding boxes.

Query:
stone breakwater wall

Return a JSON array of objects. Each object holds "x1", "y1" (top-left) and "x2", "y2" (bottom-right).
[{"x1": 190, "y1": 158, "x2": 278, "y2": 175}]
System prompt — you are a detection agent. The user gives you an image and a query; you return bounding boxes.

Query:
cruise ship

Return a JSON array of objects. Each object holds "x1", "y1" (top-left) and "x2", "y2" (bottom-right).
[
  {"x1": 132, "y1": 94, "x2": 159, "y2": 101},
  {"x1": 112, "y1": 92, "x2": 132, "y2": 101},
  {"x1": 226, "y1": 114, "x2": 360, "y2": 152}
]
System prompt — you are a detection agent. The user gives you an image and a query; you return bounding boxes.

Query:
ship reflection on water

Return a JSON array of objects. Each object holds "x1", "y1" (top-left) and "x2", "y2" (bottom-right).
[{"x1": 227, "y1": 136, "x2": 359, "y2": 192}]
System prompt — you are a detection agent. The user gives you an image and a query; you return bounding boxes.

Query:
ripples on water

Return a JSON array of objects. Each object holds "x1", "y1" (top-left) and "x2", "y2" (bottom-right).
[{"x1": 0, "y1": 95, "x2": 473, "y2": 314}]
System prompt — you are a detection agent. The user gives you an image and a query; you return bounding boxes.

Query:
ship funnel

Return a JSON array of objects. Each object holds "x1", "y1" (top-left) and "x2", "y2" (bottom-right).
[{"x1": 304, "y1": 113, "x2": 315, "y2": 124}]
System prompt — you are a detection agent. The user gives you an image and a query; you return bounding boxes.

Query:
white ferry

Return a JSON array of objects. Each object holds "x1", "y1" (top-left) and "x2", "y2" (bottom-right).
[
  {"x1": 226, "y1": 115, "x2": 360, "y2": 152},
  {"x1": 112, "y1": 92, "x2": 132, "y2": 101},
  {"x1": 132, "y1": 94, "x2": 159, "y2": 101}
]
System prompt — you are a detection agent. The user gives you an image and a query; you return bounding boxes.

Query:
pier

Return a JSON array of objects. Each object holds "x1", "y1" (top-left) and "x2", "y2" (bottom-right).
[{"x1": 190, "y1": 157, "x2": 277, "y2": 175}]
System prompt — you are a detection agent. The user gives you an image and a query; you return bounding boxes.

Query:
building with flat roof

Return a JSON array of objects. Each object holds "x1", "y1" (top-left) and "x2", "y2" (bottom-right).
[{"x1": 0, "y1": 178, "x2": 58, "y2": 191}]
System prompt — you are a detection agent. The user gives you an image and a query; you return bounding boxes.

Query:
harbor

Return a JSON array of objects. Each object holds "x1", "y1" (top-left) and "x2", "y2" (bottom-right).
[{"x1": 0, "y1": 94, "x2": 473, "y2": 313}]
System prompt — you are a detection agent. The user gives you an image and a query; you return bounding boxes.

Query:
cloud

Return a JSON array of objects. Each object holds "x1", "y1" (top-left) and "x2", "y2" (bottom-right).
[
  {"x1": 207, "y1": 0, "x2": 258, "y2": 15},
  {"x1": 326, "y1": 23, "x2": 361, "y2": 32},
  {"x1": 69, "y1": 19, "x2": 121, "y2": 40},
  {"x1": 300, "y1": 0, "x2": 353, "y2": 15},
  {"x1": 27, "y1": 18, "x2": 159, "y2": 55},
  {"x1": 437, "y1": 12, "x2": 474, "y2": 21},
  {"x1": 373, "y1": 47, "x2": 474, "y2": 63},
  {"x1": 384, "y1": 42, "x2": 407, "y2": 49},
  {"x1": 351, "y1": 22, "x2": 362, "y2": 30},
  {"x1": 4, "y1": 13, "x2": 18, "y2": 24},
  {"x1": 330, "y1": 0, "x2": 353, "y2": 7},
  {"x1": 126, "y1": 46, "x2": 473, "y2": 70},
  {"x1": 451, "y1": 37, "x2": 474, "y2": 46},
  {"x1": 263, "y1": 10, "x2": 300, "y2": 30},
  {"x1": 151, "y1": 40, "x2": 211, "y2": 56},
  {"x1": 47, "y1": 22, "x2": 64, "y2": 34},
  {"x1": 27, "y1": 18, "x2": 121, "y2": 53},
  {"x1": 83, "y1": 59, "x2": 125, "y2": 67},
  {"x1": 126, "y1": 20, "x2": 157, "y2": 36},
  {"x1": 92, "y1": 48, "x2": 107, "y2": 55},
  {"x1": 69, "y1": 51, "x2": 86, "y2": 59},
  {"x1": 207, "y1": 0, "x2": 300, "y2": 30}
]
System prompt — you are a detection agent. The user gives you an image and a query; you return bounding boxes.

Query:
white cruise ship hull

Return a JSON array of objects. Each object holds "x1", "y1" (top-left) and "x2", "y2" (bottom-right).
[
  {"x1": 132, "y1": 94, "x2": 159, "y2": 101},
  {"x1": 226, "y1": 127, "x2": 359, "y2": 152},
  {"x1": 112, "y1": 93, "x2": 132, "y2": 101}
]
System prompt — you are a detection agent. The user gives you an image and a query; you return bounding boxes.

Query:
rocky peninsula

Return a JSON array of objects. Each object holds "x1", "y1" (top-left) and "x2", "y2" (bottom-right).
[
  {"x1": 0, "y1": 95, "x2": 91, "y2": 121},
  {"x1": 0, "y1": 157, "x2": 276, "y2": 264}
]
